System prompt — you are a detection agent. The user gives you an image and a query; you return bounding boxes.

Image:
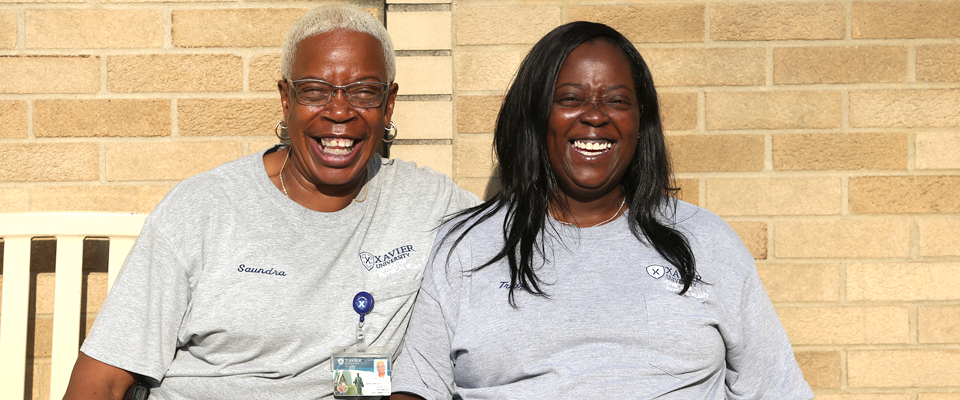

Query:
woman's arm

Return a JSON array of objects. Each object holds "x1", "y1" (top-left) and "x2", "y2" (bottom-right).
[
  {"x1": 389, "y1": 393, "x2": 425, "y2": 400},
  {"x1": 62, "y1": 352, "x2": 136, "y2": 400}
]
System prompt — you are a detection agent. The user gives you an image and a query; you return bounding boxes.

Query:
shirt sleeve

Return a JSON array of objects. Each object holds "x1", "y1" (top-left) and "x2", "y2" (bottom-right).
[{"x1": 80, "y1": 214, "x2": 193, "y2": 382}]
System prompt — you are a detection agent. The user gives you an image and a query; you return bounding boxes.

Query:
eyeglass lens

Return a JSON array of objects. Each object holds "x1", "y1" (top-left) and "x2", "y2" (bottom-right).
[{"x1": 292, "y1": 80, "x2": 386, "y2": 108}]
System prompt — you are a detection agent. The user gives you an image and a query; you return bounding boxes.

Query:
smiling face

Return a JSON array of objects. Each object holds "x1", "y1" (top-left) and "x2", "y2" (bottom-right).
[
  {"x1": 546, "y1": 39, "x2": 640, "y2": 203},
  {"x1": 278, "y1": 29, "x2": 398, "y2": 196}
]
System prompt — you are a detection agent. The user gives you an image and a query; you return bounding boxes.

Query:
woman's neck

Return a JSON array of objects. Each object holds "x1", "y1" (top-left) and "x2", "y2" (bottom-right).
[{"x1": 549, "y1": 188, "x2": 626, "y2": 228}]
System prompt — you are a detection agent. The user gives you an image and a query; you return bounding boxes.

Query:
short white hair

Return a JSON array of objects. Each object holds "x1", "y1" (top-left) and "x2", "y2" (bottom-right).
[{"x1": 281, "y1": 5, "x2": 396, "y2": 82}]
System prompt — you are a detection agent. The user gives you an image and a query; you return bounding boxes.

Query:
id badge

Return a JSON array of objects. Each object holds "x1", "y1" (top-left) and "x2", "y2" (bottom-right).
[{"x1": 331, "y1": 346, "x2": 391, "y2": 396}]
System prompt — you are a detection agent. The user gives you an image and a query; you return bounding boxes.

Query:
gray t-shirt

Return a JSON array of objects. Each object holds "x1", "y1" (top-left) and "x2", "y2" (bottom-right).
[
  {"x1": 392, "y1": 200, "x2": 813, "y2": 399},
  {"x1": 81, "y1": 147, "x2": 479, "y2": 400}
]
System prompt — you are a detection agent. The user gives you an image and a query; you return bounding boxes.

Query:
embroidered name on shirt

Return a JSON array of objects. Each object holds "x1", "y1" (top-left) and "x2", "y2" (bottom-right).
[
  {"x1": 359, "y1": 245, "x2": 415, "y2": 271},
  {"x1": 237, "y1": 264, "x2": 287, "y2": 276}
]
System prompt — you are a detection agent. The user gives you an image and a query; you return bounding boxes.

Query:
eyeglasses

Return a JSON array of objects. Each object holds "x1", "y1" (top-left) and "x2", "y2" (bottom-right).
[{"x1": 286, "y1": 79, "x2": 389, "y2": 108}]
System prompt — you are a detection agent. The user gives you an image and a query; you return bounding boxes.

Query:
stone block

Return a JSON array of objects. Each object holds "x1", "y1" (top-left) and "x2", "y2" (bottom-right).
[
  {"x1": 457, "y1": 95, "x2": 501, "y2": 134},
  {"x1": 388, "y1": 11, "x2": 451, "y2": 50},
  {"x1": 918, "y1": 45, "x2": 960, "y2": 82},
  {"x1": 919, "y1": 305, "x2": 960, "y2": 344},
  {"x1": 247, "y1": 139, "x2": 280, "y2": 156},
  {"x1": 919, "y1": 218, "x2": 960, "y2": 257},
  {"x1": 0, "y1": 188, "x2": 29, "y2": 211},
  {"x1": 706, "y1": 91, "x2": 841, "y2": 130},
  {"x1": 659, "y1": 92, "x2": 697, "y2": 131},
  {"x1": 178, "y1": 99, "x2": 280, "y2": 136},
  {"x1": 34, "y1": 100, "x2": 170, "y2": 138},
  {"x1": 850, "y1": 89, "x2": 960, "y2": 128},
  {"x1": 757, "y1": 263, "x2": 840, "y2": 302},
  {"x1": 456, "y1": 6, "x2": 559, "y2": 45},
  {"x1": 711, "y1": 2, "x2": 844, "y2": 41},
  {"x1": 728, "y1": 221, "x2": 766, "y2": 260},
  {"x1": 667, "y1": 134, "x2": 764, "y2": 172},
  {"x1": 456, "y1": 50, "x2": 526, "y2": 92},
  {"x1": 26, "y1": 9, "x2": 162, "y2": 49},
  {"x1": 106, "y1": 141, "x2": 241, "y2": 181},
  {"x1": 1, "y1": 11, "x2": 15, "y2": 49},
  {"x1": 848, "y1": 262, "x2": 960, "y2": 301},
  {"x1": 778, "y1": 306, "x2": 909, "y2": 345},
  {"x1": 920, "y1": 395, "x2": 960, "y2": 400},
  {"x1": 0, "y1": 0, "x2": 81, "y2": 3},
  {"x1": 569, "y1": 5, "x2": 704, "y2": 43},
  {"x1": 705, "y1": 177, "x2": 842, "y2": 216},
  {"x1": 816, "y1": 395, "x2": 911, "y2": 400},
  {"x1": 0, "y1": 143, "x2": 98, "y2": 182},
  {"x1": 916, "y1": 132, "x2": 960, "y2": 169},
  {"x1": 28, "y1": 316, "x2": 53, "y2": 358},
  {"x1": 642, "y1": 48, "x2": 765, "y2": 87},
  {"x1": 794, "y1": 351, "x2": 840, "y2": 389},
  {"x1": 774, "y1": 46, "x2": 907, "y2": 84},
  {"x1": 30, "y1": 185, "x2": 172, "y2": 214},
  {"x1": 774, "y1": 220, "x2": 910, "y2": 259},
  {"x1": 773, "y1": 132, "x2": 907, "y2": 170},
  {"x1": 35, "y1": 273, "x2": 55, "y2": 314},
  {"x1": 391, "y1": 101, "x2": 452, "y2": 140},
  {"x1": 390, "y1": 144, "x2": 452, "y2": 177},
  {"x1": 108, "y1": 54, "x2": 242, "y2": 93},
  {"x1": 84, "y1": 272, "x2": 109, "y2": 312},
  {"x1": 853, "y1": 1, "x2": 960, "y2": 39},
  {"x1": 849, "y1": 176, "x2": 960, "y2": 214},
  {"x1": 0, "y1": 101, "x2": 27, "y2": 138},
  {"x1": 396, "y1": 56, "x2": 452, "y2": 95},
  {"x1": 456, "y1": 134, "x2": 495, "y2": 178},
  {"x1": 0, "y1": 56, "x2": 100, "y2": 94},
  {"x1": 673, "y1": 178, "x2": 698, "y2": 206},
  {"x1": 455, "y1": 177, "x2": 498, "y2": 201},
  {"x1": 172, "y1": 9, "x2": 304, "y2": 48},
  {"x1": 250, "y1": 54, "x2": 282, "y2": 92},
  {"x1": 848, "y1": 350, "x2": 960, "y2": 387}
]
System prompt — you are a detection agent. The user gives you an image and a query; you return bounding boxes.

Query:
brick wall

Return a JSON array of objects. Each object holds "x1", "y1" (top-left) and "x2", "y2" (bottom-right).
[{"x1": 1, "y1": 0, "x2": 959, "y2": 398}]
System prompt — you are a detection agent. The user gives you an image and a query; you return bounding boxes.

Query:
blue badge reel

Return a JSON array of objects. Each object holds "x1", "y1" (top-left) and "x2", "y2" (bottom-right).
[{"x1": 331, "y1": 292, "x2": 391, "y2": 396}]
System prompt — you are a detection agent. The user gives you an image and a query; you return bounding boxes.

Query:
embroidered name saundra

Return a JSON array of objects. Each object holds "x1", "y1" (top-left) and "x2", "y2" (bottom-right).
[{"x1": 237, "y1": 264, "x2": 287, "y2": 276}]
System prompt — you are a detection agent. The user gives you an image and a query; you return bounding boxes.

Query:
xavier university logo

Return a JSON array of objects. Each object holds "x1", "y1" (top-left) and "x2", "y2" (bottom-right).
[
  {"x1": 358, "y1": 245, "x2": 415, "y2": 271},
  {"x1": 646, "y1": 265, "x2": 665, "y2": 279}
]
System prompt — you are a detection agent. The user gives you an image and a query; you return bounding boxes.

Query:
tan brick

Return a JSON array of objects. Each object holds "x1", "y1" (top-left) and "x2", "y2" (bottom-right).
[
  {"x1": 758, "y1": 263, "x2": 840, "y2": 302},
  {"x1": 391, "y1": 101, "x2": 452, "y2": 140},
  {"x1": 660, "y1": 92, "x2": 697, "y2": 131},
  {"x1": 0, "y1": 188, "x2": 28, "y2": 211},
  {"x1": 0, "y1": 101, "x2": 27, "y2": 138},
  {"x1": 712, "y1": 2, "x2": 844, "y2": 41},
  {"x1": 920, "y1": 218, "x2": 960, "y2": 257},
  {"x1": 848, "y1": 262, "x2": 960, "y2": 301},
  {"x1": 390, "y1": 144, "x2": 452, "y2": 177},
  {"x1": 794, "y1": 351, "x2": 840, "y2": 389},
  {"x1": 456, "y1": 134, "x2": 495, "y2": 178},
  {"x1": 250, "y1": 54, "x2": 281, "y2": 92},
  {"x1": 172, "y1": 9, "x2": 303, "y2": 48},
  {"x1": 457, "y1": 95, "x2": 501, "y2": 134},
  {"x1": 848, "y1": 350, "x2": 960, "y2": 387},
  {"x1": 850, "y1": 89, "x2": 960, "y2": 128},
  {"x1": 456, "y1": 50, "x2": 526, "y2": 92},
  {"x1": 667, "y1": 134, "x2": 764, "y2": 172},
  {"x1": 570, "y1": 5, "x2": 704, "y2": 43},
  {"x1": 918, "y1": 45, "x2": 960, "y2": 82},
  {"x1": 455, "y1": 6, "x2": 559, "y2": 45},
  {"x1": 106, "y1": 141, "x2": 241, "y2": 181},
  {"x1": 26, "y1": 10, "x2": 162, "y2": 49},
  {"x1": 34, "y1": 273, "x2": 55, "y2": 313},
  {"x1": 34, "y1": 100, "x2": 170, "y2": 138},
  {"x1": 30, "y1": 185, "x2": 171, "y2": 213},
  {"x1": 0, "y1": 143, "x2": 98, "y2": 182},
  {"x1": 917, "y1": 132, "x2": 960, "y2": 170},
  {"x1": 774, "y1": 46, "x2": 907, "y2": 84},
  {"x1": 919, "y1": 395, "x2": 960, "y2": 400},
  {"x1": 396, "y1": 56, "x2": 452, "y2": 95},
  {"x1": 84, "y1": 272, "x2": 109, "y2": 312},
  {"x1": 705, "y1": 177, "x2": 841, "y2": 216},
  {"x1": 0, "y1": 56, "x2": 99, "y2": 94},
  {"x1": 673, "y1": 178, "x2": 698, "y2": 206},
  {"x1": 778, "y1": 306, "x2": 909, "y2": 345},
  {"x1": 389, "y1": 11, "x2": 451, "y2": 50},
  {"x1": 853, "y1": 1, "x2": 960, "y2": 39},
  {"x1": 728, "y1": 221, "x2": 766, "y2": 260},
  {"x1": 0, "y1": 0, "x2": 81, "y2": 4},
  {"x1": 1, "y1": 11, "x2": 15, "y2": 49},
  {"x1": 816, "y1": 395, "x2": 911, "y2": 400},
  {"x1": 28, "y1": 316, "x2": 53, "y2": 358},
  {"x1": 706, "y1": 91, "x2": 841, "y2": 130},
  {"x1": 455, "y1": 177, "x2": 498, "y2": 201},
  {"x1": 178, "y1": 99, "x2": 280, "y2": 136},
  {"x1": 32, "y1": 362, "x2": 46, "y2": 400},
  {"x1": 247, "y1": 139, "x2": 280, "y2": 156},
  {"x1": 850, "y1": 176, "x2": 960, "y2": 214},
  {"x1": 108, "y1": 55, "x2": 242, "y2": 93},
  {"x1": 775, "y1": 220, "x2": 910, "y2": 259},
  {"x1": 773, "y1": 132, "x2": 906, "y2": 171},
  {"x1": 643, "y1": 48, "x2": 765, "y2": 87},
  {"x1": 919, "y1": 305, "x2": 960, "y2": 344}
]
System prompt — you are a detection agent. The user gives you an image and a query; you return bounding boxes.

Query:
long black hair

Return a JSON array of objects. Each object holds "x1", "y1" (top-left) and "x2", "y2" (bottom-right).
[{"x1": 444, "y1": 21, "x2": 696, "y2": 305}]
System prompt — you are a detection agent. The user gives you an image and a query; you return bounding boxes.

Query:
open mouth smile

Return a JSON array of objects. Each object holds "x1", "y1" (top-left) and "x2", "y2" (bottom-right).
[
  {"x1": 317, "y1": 137, "x2": 357, "y2": 156},
  {"x1": 571, "y1": 139, "x2": 613, "y2": 157}
]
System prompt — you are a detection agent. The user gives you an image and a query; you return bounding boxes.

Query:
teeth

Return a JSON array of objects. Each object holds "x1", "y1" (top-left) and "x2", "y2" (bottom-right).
[
  {"x1": 572, "y1": 140, "x2": 612, "y2": 151},
  {"x1": 320, "y1": 138, "x2": 355, "y2": 148}
]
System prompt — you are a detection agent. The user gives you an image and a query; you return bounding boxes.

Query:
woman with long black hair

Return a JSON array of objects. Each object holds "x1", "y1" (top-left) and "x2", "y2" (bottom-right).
[{"x1": 390, "y1": 21, "x2": 812, "y2": 399}]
